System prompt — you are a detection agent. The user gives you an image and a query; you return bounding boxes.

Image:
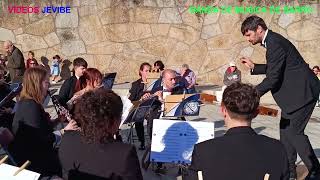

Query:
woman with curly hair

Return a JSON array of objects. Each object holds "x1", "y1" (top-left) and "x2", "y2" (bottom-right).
[{"x1": 58, "y1": 88, "x2": 143, "y2": 180}]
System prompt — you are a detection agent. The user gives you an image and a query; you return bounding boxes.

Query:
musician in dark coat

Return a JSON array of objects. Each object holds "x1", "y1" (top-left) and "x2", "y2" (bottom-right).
[
  {"x1": 59, "y1": 89, "x2": 143, "y2": 180},
  {"x1": 140, "y1": 69, "x2": 186, "y2": 173},
  {"x1": 0, "y1": 66, "x2": 15, "y2": 129},
  {"x1": 8, "y1": 67, "x2": 79, "y2": 178},
  {"x1": 58, "y1": 57, "x2": 87, "y2": 107},
  {"x1": 3, "y1": 41, "x2": 25, "y2": 83},
  {"x1": 241, "y1": 15, "x2": 320, "y2": 180},
  {"x1": 185, "y1": 82, "x2": 289, "y2": 180},
  {"x1": 128, "y1": 62, "x2": 152, "y2": 150},
  {"x1": 142, "y1": 69, "x2": 186, "y2": 135}
]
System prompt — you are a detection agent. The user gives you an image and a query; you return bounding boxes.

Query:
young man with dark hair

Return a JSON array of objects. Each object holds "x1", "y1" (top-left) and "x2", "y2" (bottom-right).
[
  {"x1": 185, "y1": 82, "x2": 289, "y2": 180},
  {"x1": 58, "y1": 57, "x2": 88, "y2": 107},
  {"x1": 241, "y1": 15, "x2": 320, "y2": 180}
]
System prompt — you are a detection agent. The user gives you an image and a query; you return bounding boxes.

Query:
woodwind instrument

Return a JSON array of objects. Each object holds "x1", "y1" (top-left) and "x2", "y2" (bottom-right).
[
  {"x1": 48, "y1": 91, "x2": 72, "y2": 122},
  {"x1": 199, "y1": 93, "x2": 278, "y2": 117}
]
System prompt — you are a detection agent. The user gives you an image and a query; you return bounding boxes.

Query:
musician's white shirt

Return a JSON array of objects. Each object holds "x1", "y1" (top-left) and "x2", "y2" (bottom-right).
[{"x1": 160, "y1": 86, "x2": 171, "y2": 118}]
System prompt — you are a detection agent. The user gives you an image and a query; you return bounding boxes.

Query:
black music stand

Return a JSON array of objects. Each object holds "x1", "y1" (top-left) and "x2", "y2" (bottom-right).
[
  {"x1": 123, "y1": 98, "x2": 157, "y2": 144},
  {"x1": 102, "y1": 72, "x2": 116, "y2": 90},
  {"x1": 0, "y1": 83, "x2": 22, "y2": 108}
]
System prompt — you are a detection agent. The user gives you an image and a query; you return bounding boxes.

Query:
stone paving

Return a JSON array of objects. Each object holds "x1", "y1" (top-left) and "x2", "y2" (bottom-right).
[{"x1": 47, "y1": 82, "x2": 320, "y2": 180}]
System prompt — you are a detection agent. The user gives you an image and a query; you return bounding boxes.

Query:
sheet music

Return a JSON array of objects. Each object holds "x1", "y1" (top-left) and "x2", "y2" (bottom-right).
[
  {"x1": 0, "y1": 163, "x2": 40, "y2": 180},
  {"x1": 120, "y1": 96, "x2": 133, "y2": 127},
  {"x1": 150, "y1": 119, "x2": 215, "y2": 164}
]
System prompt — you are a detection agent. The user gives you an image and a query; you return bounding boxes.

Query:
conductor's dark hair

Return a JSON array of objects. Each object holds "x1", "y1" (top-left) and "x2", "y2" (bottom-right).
[
  {"x1": 74, "y1": 89, "x2": 123, "y2": 144},
  {"x1": 222, "y1": 82, "x2": 260, "y2": 121},
  {"x1": 73, "y1": 57, "x2": 88, "y2": 68},
  {"x1": 241, "y1": 15, "x2": 268, "y2": 35},
  {"x1": 154, "y1": 60, "x2": 165, "y2": 71}
]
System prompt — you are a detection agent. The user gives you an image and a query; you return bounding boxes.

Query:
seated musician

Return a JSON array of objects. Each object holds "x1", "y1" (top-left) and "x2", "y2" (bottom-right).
[
  {"x1": 8, "y1": 67, "x2": 79, "y2": 178},
  {"x1": 128, "y1": 62, "x2": 152, "y2": 150},
  {"x1": 66, "y1": 68, "x2": 102, "y2": 110},
  {"x1": 58, "y1": 88, "x2": 143, "y2": 180},
  {"x1": 0, "y1": 65, "x2": 15, "y2": 129},
  {"x1": 58, "y1": 57, "x2": 87, "y2": 107},
  {"x1": 185, "y1": 82, "x2": 289, "y2": 180},
  {"x1": 142, "y1": 69, "x2": 186, "y2": 123},
  {"x1": 141, "y1": 69, "x2": 186, "y2": 173}
]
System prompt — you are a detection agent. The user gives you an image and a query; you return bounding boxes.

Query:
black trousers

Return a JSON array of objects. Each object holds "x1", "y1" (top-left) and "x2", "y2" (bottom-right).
[
  {"x1": 280, "y1": 100, "x2": 320, "y2": 175},
  {"x1": 135, "y1": 121, "x2": 145, "y2": 145}
]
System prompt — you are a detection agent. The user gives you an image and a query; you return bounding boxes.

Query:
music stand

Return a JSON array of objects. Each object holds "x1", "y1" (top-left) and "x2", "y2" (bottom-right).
[
  {"x1": 163, "y1": 94, "x2": 201, "y2": 117},
  {"x1": 145, "y1": 73, "x2": 161, "y2": 92},
  {"x1": 102, "y1": 72, "x2": 116, "y2": 90},
  {"x1": 0, "y1": 83, "x2": 22, "y2": 108},
  {"x1": 123, "y1": 98, "x2": 158, "y2": 144}
]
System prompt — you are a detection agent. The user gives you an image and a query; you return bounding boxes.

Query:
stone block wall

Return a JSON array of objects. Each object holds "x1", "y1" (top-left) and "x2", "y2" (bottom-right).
[{"x1": 0, "y1": 0, "x2": 319, "y2": 85}]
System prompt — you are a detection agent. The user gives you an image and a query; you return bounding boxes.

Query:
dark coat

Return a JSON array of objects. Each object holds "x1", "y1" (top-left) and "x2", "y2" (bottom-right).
[
  {"x1": 128, "y1": 79, "x2": 145, "y2": 102},
  {"x1": 58, "y1": 76, "x2": 84, "y2": 107},
  {"x1": 58, "y1": 131, "x2": 143, "y2": 180},
  {"x1": 185, "y1": 127, "x2": 289, "y2": 180},
  {"x1": 6, "y1": 46, "x2": 25, "y2": 83},
  {"x1": 8, "y1": 99, "x2": 61, "y2": 177},
  {"x1": 252, "y1": 30, "x2": 320, "y2": 114}
]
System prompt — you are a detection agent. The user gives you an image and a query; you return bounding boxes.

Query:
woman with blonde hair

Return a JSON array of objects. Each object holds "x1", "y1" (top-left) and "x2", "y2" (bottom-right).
[{"x1": 9, "y1": 67, "x2": 78, "y2": 178}]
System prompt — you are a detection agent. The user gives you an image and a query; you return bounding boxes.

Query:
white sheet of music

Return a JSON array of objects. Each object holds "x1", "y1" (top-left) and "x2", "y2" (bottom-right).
[
  {"x1": 120, "y1": 96, "x2": 133, "y2": 127},
  {"x1": 150, "y1": 119, "x2": 215, "y2": 164},
  {"x1": 0, "y1": 163, "x2": 40, "y2": 180}
]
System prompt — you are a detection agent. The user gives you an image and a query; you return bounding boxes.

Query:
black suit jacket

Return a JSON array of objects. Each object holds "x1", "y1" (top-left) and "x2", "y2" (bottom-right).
[
  {"x1": 9, "y1": 99, "x2": 61, "y2": 176},
  {"x1": 58, "y1": 76, "x2": 84, "y2": 106},
  {"x1": 58, "y1": 131, "x2": 143, "y2": 180},
  {"x1": 185, "y1": 127, "x2": 289, "y2": 180},
  {"x1": 252, "y1": 30, "x2": 320, "y2": 113},
  {"x1": 128, "y1": 79, "x2": 145, "y2": 102}
]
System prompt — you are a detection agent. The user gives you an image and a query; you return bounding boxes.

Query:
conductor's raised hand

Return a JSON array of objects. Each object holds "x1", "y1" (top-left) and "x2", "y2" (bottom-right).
[{"x1": 240, "y1": 57, "x2": 255, "y2": 69}]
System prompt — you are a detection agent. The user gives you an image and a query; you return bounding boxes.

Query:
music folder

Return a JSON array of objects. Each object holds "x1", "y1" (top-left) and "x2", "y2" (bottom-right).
[
  {"x1": 0, "y1": 163, "x2": 40, "y2": 180},
  {"x1": 163, "y1": 94, "x2": 201, "y2": 117},
  {"x1": 150, "y1": 119, "x2": 215, "y2": 164},
  {"x1": 102, "y1": 72, "x2": 116, "y2": 90}
]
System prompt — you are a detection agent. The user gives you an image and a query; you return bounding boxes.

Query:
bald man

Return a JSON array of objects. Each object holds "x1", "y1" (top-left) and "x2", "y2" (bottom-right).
[{"x1": 3, "y1": 41, "x2": 25, "y2": 83}]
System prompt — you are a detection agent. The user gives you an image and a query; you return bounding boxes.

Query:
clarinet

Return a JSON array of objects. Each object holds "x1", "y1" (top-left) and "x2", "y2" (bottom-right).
[{"x1": 47, "y1": 91, "x2": 72, "y2": 122}]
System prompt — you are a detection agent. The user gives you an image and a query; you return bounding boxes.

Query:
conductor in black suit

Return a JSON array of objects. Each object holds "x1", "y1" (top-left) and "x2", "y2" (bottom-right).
[
  {"x1": 240, "y1": 15, "x2": 320, "y2": 180},
  {"x1": 185, "y1": 82, "x2": 289, "y2": 180},
  {"x1": 58, "y1": 57, "x2": 87, "y2": 107}
]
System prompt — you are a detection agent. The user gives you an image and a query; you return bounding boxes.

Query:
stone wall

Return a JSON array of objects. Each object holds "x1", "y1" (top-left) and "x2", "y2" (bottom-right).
[{"x1": 0, "y1": 0, "x2": 319, "y2": 85}]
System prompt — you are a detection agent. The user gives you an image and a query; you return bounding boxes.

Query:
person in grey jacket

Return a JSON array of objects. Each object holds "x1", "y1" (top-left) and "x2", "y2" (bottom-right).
[
  {"x1": 223, "y1": 61, "x2": 241, "y2": 86},
  {"x1": 3, "y1": 40, "x2": 25, "y2": 83}
]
